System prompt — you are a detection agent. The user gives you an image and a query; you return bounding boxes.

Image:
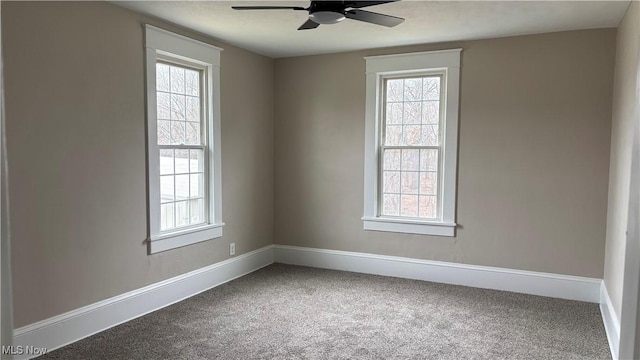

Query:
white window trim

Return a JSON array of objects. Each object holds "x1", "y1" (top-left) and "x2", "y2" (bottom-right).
[
  {"x1": 362, "y1": 49, "x2": 461, "y2": 237},
  {"x1": 144, "y1": 25, "x2": 224, "y2": 254}
]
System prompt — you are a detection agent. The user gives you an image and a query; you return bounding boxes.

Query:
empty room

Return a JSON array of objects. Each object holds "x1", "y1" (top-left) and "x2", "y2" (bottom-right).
[{"x1": 0, "y1": 0, "x2": 639, "y2": 359}]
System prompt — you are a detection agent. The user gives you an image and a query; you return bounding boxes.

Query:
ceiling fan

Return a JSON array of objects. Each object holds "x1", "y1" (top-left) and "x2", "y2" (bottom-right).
[{"x1": 232, "y1": 1, "x2": 404, "y2": 30}]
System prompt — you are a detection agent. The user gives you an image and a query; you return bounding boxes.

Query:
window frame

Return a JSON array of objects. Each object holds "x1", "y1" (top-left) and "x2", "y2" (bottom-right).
[
  {"x1": 156, "y1": 58, "x2": 208, "y2": 232},
  {"x1": 362, "y1": 49, "x2": 461, "y2": 237},
  {"x1": 145, "y1": 25, "x2": 224, "y2": 254},
  {"x1": 378, "y1": 72, "x2": 445, "y2": 221}
]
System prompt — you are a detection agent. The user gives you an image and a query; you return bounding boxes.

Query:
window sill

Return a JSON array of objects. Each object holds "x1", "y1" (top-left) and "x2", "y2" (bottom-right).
[
  {"x1": 148, "y1": 223, "x2": 225, "y2": 254},
  {"x1": 362, "y1": 216, "x2": 456, "y2": 237}
]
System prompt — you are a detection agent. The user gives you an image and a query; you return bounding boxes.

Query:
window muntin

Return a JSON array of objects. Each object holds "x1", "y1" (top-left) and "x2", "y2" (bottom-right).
[
  {"x1": 156, "y1": 61, "x2": 208, "y2": 233},
  {"x1": 380, "y1": 74, "x2": 444, "y2": 220}
]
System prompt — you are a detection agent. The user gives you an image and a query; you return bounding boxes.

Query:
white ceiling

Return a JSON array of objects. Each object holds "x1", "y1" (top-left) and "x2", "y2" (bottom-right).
[{"x1": 116, "y1": 1, "x2": 630, "y2": 58}]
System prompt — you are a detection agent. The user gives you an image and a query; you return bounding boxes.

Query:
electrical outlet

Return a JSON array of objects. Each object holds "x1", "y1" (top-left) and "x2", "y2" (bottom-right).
[{"x1": 230, "y1": 243, "x2": 236, "y2": 256}]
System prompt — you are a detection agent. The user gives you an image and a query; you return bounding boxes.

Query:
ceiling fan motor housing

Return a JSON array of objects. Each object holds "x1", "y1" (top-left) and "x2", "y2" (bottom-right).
[
  {"x1": 309, "y1": 11, "x2": 345, "y2": 24},
  {"x1": 308, "y1": 1, "x2": 346, "y2": 24}
]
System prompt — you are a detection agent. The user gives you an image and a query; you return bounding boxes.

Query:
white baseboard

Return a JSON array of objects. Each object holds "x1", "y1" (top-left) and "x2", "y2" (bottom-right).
[
  {"x1": 600, "y1": 282, "x2": 620, "y2": 360},
  {"x1": 12, "y1": 245, "x2": 274, "y2": 360},
  {"x1": 273, "y1": 245, "x2": 602, "y2": 303}
]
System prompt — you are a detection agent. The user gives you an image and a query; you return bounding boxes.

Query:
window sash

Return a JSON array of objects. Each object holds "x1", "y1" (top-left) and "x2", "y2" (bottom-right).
[
  {"x1": 156, "y1": 58, "x2": 207, "y2": 146},
  {"x1": 158, "y1": 144, "x2": 209, "y2": 232},
  {"x1": 378, "y1": 146, "x2": 442, "y2": 220}
]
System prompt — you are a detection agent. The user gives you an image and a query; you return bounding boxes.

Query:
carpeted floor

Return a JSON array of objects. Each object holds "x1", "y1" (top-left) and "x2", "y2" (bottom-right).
[{"x1": 38, "y1": 264, "x2": 611, "y2": 359}]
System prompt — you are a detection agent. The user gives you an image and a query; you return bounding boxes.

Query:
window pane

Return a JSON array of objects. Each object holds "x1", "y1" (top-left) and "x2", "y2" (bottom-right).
[
  {"x1": 185, "y1": 70, "x2": 199, "y2": 96},
  {"x1": 386, "y1": 79, "x2": 403, "y2": 102},
  {"x1": 386, "y1": 103, "x2": 403, "y2": 125},
  {"x1": 419, "y1": 196, "x2": 437, "y2": 218},
  {"x1": 420, "y1": 172, "x2": 438, "y2": 196},
  {"x1": 160, "y1": 203, "x2": 175, "y2": 231},
  {"x1": 156, "y1": 63, "x2": 170, "y2": 92},
  {"x1": 186, "y1": 96, "x2": 200, "y2": 122},
  {"x1": 190, "y1": 173, "x2": 203, "y2": 198},
  {"x1": 383, "y1": 149, "x2": 400, "y2": 170},
  {"x1": 420, "y1": 149, "x2": 438, "y2": 172},
  {"x1": 422, "y1": 101, "x2": 439, "y2": 125},
  {"x1": 423, "y1": 77, "x2": 440, "y2": 101},
  {"x1": 421, "y1": 125, "x2": 439, "y2": 146},
  {"x1": 170, "y1": 94, "x2": 186, "y2": 120},
  {"x1": 400, "y1": 195, "x2": 419, "y2": 217},
  {"x1": 189, "y1": 149, "x2": 204, "y2": 173},
  {"x1": 175, "y1": 149, "x2": 189, "y2": 173},
  {"x1": 403, "y1": 78, "x2": 422, "y2": 101},
  {"x1": 401, "y1": 149, "x2": 419, "y2": 171},
  {"x1": 175, "y1": 174, "x2": 189, "y2": 201},
  {"x1": 186, "y1": 122, "x2": 200, "y2": 145},
  {"x1": 170, "y1": 66, "x2": 185, "y2": 94},
  {"x1": 175, "y1": 201, "x2": 189, "y2": 227},
  {"x1": 189, "y1": 198, "x2": 204, "y2": 224},
  {"x1": 401, "y1": 172, "x2": 419, "y2": 194},
  {"x1": 160, "y1": 175, "x2": 174, "y2": 203},
  {"x1": 382, "y1": 194, "x2": 399, "y2": 216},
  {"x1": 385, "y1": 125, "x2": 402, "y2": 146},
  {"x1": 159, "y1": 149, "x2": 174, "y2": 175},
  {"x1": 157, "y1": 92, "x2": 170, "y2": 120},
  {"x1": 157, "y1": 120, "x2": 170, "y2": 145},
  {"x1": 383, "y1": 171, "x2": 400, "y2": 193},
  {"x1": 403, "y1": 125, "x2": 421, "y2": 146},
  {"x1": 171, "y1": 121, "x2": 185, "y2": 144},
  {"x1": 403, "y1": 102, "x2": 421, "y2": 125}
]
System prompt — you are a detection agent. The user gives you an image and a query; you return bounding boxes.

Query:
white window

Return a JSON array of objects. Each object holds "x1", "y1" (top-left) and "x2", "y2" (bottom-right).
[
  {"x1": 362, "y1": 49, "x2": 461, "y2": 237},
  {"x1": 145, "y1": 25, "x2": 224, "y2": 253}
]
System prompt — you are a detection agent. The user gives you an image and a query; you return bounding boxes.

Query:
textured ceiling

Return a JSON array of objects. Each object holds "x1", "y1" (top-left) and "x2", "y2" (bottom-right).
[{"x1": 116, "y1": 1, "x2": 630, "y2": 58}]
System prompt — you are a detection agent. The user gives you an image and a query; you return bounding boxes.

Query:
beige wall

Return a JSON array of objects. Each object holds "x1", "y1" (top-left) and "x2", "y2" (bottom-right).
[
  {"x1": 274, "y1": 29, "x2": 615, "y2": 278},
  {"x1": 604, "y1": 1, "x2": 640, "y2": 323},
  {"x1": 2, "y1": 2, "x2": 274, "y2": 327}
]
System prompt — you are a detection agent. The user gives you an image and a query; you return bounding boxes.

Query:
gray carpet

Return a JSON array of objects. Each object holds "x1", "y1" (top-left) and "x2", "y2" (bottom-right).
[{"x1": 38, "y1": 264, "x2": 610, "y2": 359}]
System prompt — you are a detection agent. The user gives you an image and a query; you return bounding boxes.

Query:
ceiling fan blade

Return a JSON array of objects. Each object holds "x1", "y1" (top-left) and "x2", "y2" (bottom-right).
[
  {"x1": 231, "y1": 6, "x2": 307, "y2": 10},
  {"x1": 298, "y1": 19, "x2": 320, "y2": 30},
  {"x1": 345, "y1": 1, "x2": 398, "y2": 9},
  {"x1": 345, "y1": 9, "x2": 404, "y2": 27}
]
